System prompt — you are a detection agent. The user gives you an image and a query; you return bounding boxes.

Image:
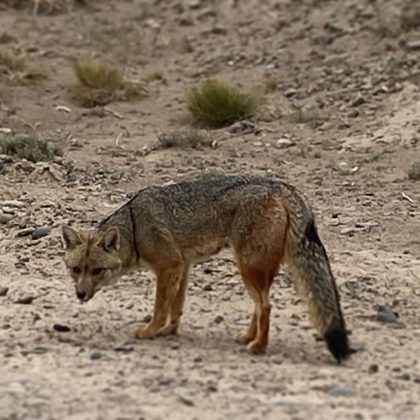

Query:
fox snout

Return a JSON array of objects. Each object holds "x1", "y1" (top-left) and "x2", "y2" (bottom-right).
[{"x1": 75, "y1": 279, "x2": 95, "y2": 302}]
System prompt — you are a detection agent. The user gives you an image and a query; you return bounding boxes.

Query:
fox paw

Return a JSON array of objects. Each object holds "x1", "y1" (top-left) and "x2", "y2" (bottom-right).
[
  {"x1": 133, "y1": 324, "x2": 158, "y2": 340},
  {"x1": 157, "y1": 323, "x2": 179, "y2": 337},
  {"x1": 246, "y1": 340, "x2": 267, "y2": 355},
  {"x1": 235, "y1": 330, "x2": 255, "y2": 345}
]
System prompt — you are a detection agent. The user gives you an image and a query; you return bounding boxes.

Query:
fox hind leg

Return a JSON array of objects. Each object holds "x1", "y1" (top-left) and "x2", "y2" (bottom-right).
[{"x1": 238, "y1": 266, "x2": 276, "y2": 354}]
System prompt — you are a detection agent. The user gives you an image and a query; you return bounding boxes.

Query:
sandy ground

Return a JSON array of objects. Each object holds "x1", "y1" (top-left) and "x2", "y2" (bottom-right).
[{"x1": 1, "y1": 0, "x2": 420, "y2": 419}]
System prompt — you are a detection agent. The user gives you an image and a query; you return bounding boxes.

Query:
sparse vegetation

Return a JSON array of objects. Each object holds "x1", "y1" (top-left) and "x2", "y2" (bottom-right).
[
  {"x1": 145, "y1": 70, "x2": 166, "y2": 84},
  {"x1": 157, "y1": 128, "x2": 214, "y2": 149},
  {"x1": 185, "y1": 79, "x2": 262, "y2": 128},
  {"x1": 70, "y1": 59, "x2": 144, "y2": 107},
  {"x1": 1, "y1": 0, "x2": 87, "y2": 15},
  {"x1": 0, "y1": 47, "x2": 45, "y2": 84},
  {"x1": 0, "y1": 133, "x2": 62, "y2": 162}
]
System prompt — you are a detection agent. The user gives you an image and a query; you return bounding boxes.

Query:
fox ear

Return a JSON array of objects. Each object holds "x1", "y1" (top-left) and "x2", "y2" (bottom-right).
[
  {"x1": 62, "y1": 226, "x2": 85, "y2": 250},
  {"x1": 99, "y1": 227, "x2": 120, "y2": 253}
]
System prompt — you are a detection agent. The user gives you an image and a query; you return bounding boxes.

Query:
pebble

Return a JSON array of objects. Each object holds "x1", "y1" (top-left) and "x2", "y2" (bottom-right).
[
  {"x1": 90, "y1": 351, "x2": 103, "y2": 360},
  {"x1": 0, "y1": 287, "x2": 9, "y2": 296},
  {"x1": 2, "y1": 200, "x2": 25, "y2": 208},
  {"x1": 214, "y1": 315, "x2": 224, "y2": 324},
  {"x1": 16, "y1": 228, "x2": 35, "y2": 238},
  {"x1": 32, "y1": 226, "x2": 51, "y2": 240},
  {"x1": 327, "y1": 383, "x2": 354, "y2": 397},
  {"x1": 340, "y1": 227, "x2": 356, "y2": 235},
  {"x1": 284, "y1": 88, "x2": 297, "y2": 97},
  {"x1": 368, "y1": 364, "x2": 379, "y2": 374},
  {"x1": 0, "y1": 213, "x2": 12, "y2": 224},
  {"x1": 176, "y1": 391, "x2": 195, "y2": 406},
  {"x1": 53, "y1": 324, "x2": 71, "y2": 332},
  {"x1": 407, "y1": 162, "x2": 420, "y2": 181},
  {"x1": 114, "y1": 342, "x2": 134, "y2": 353},
  {"x1": 351, "y1": 94, "x2": 366, "y2": 107},
  {"x1": 276, "y1": 138, "x2": 295, "y2": 149},
  {"x1": 376, "y1": 305, "x2": 397, "y2": 323},
  {"x1": 406, "y1": 40, "x2": 420, "y2": 50},
  {"x1": 14, "y1": 295, "x2": 35, "y2": 304}
]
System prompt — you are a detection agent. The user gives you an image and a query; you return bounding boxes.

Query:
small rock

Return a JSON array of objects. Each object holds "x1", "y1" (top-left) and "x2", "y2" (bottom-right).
[
  {"x1": 0, "y1": 213, "x2": 13, "y2": 224},
  {"x1": 284, "y1": 88, "x2": 297, "y2": 97},
  {"x1": 90, "y1": 351, "x2": 103, "y2": 360},
  {"x1": 16, "y1": 228, "x2": 35, "y2": 238},
  {"x1": 327, "y1": 383, "x2": 354, "y2": 397},
  {"x1": 176, "y1": 391, "x2": 195, "y2": 406},
  {"x1": 406, "y1": 40, "x2": 420, "y2": 50},
  {"x1": 340, "y1": 227, "x2": 356, "y2": 235},
  {"x1": 114, "y1": 342, "x2": 134, "y2": 353},
  {"x1": 31, "y1": 226, "x2": 51, "y2": 240},
  {"x1": 53, "y1": 324, "x2": 71, "y2": 332},
  {"x1": 203, "y1": 284, "x2": 213, "y2": 291},
  {"x1": 187, "y1": 0, "x2": 200, "y2": 9},
  {"x1": 214, "y1": 315, "x2": 224, "y2": 324},
  {"x1": 408, "y1": 162, "x2": 420, "y2": 181},
  {"x1": 348, "y1": 109, "x2": 359, "y2": 118},
  {"x1": 351, "y1": 94, "x2": 366, "y2": 107},
  {"x1": 14, "y1": 295, "x2": 35, "y2": 305},
  {"x1": 2, "y1": 200, "x2": 25, "y2": 208},
  {"x1": 275, "y1": 138, "x2": 295, "y2": 149},
  {"x1": 323, "y1": 54, "x2": 347, "y2": 67},
  {"x1": 376, "y1": 305, "x2": 397, "y2": 323},
  {"x1": 397, "y1": 373, "x2": 411, "y2": 381},
  {"x1": 368, "y1": 364, "x2": 379, "y2": 374},
  {"x1": 0, "y1": 287, "x2": 9, "y2": 296},
  {"x1": 336, "y1": 161, "x2": 351, "y2": 175}
]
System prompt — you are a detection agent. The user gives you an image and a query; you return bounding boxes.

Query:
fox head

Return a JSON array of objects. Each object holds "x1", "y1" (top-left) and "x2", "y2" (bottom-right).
[{"x1": 61, "y1": 226, "x2": 123, "y2": 302}]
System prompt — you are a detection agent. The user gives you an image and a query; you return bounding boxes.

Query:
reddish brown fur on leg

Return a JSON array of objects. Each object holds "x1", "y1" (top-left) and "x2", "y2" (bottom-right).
[{"x1": 238, "y1": 265, "x2": 276, "y2": 354}]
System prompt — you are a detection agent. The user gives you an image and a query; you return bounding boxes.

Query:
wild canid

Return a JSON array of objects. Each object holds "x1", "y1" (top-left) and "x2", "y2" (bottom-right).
[{"x1": 62, "y1": 174, "x2": 351, "y2": 363}]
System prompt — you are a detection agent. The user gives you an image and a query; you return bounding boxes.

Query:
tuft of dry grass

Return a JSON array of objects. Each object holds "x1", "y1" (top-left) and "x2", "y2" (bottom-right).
[
  {"x1": 70, "y1": 59, "x2": 144, "y2": 107},
  {"x1": 157, "y1": 128, "x2": 214, "y2": 149},
  {"x1": 185, "y1": 79, "x2": 262, "y2": 128},
  {"x1": 0, "y1": 46, "x2": 45, "y2": 84},
  {"x1": 0, "y1": 132, "x2": 62, "y2": 162}
]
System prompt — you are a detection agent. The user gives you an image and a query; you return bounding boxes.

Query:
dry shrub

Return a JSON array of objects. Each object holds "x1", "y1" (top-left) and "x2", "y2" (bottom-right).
[
  {"x1": 0, "y1": 132, "x2": 62, "y2": 162},
  {"x1": 157, "y1": 128, "x2": 213, "y2": 149},
  {"x1": 0, "y1": 46, "x2": 45, "y2": 84},
  {"x1": 70, "y1": 59, "x2": 144, "y2": 107},
  {"x1": 185, "y1": 79, "x2": 262, "y2": 128}
]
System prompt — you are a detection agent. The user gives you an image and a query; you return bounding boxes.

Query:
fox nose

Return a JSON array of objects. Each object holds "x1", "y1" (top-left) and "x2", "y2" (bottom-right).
[{"x1": 76, "y1": 290, "x2": 87, "y2": 301}]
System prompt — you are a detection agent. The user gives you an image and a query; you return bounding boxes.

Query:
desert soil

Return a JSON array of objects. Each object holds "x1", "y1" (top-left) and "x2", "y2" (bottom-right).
[{"x1": 1, "y1": 0, "x2": 420, "y2": 419}]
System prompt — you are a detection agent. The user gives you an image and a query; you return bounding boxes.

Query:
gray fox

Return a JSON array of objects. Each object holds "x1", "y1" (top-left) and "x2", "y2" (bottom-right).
[{"x1": 62, "y1": 174, "x2": 351, "y2": 363}]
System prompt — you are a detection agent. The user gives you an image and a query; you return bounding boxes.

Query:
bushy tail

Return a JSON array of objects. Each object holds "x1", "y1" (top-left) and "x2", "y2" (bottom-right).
[{"x1": 283, "y1": 193, "x2": 350, "y2": 363}]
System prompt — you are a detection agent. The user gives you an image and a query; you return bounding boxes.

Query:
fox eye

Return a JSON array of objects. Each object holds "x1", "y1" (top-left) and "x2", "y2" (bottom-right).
[
  {"x1": 72, "y1": 266, "x2": 81, "y2": 275},
  {"x1": 92, "y1": 268, "x2": 103, "y2": 276}
]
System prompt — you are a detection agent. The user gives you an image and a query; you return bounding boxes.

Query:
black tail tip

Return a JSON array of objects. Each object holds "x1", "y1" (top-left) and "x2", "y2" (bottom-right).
[{"x1": 324, "y1": 328, "x2": 351, "y2": 364}]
